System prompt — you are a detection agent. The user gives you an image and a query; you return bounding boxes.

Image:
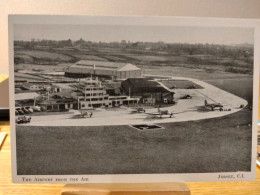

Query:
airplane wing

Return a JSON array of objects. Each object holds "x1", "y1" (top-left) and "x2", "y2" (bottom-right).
[{"x1": 145, "y1": 112, "x2": 161, "y2": 116}]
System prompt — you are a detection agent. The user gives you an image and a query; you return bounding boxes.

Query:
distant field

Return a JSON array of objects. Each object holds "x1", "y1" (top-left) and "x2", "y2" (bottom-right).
[
  {"x1": 14, "y1": 63, "x2": 72, "y2": 73},
  {"x1": 126, "y1": 54, "x2": 186, "y2": 62},
  {"x1": 16, "y1": 108, "x2": 252, "y2": 175},
  {"x1": 53, "y1": 48, "x2": 75, "y2": 51},
  {"x1": 15, "y1": 50, "x2": 73, "y2": 61},
  {"x1": 14, "y1": 72, "x2": 46, "y2": 81},
  {"x1": 14, "y1": 54, "x2": 34, "y2": 63},
  {"x1": 72, "y1": 54, "x2": 107, "y2": 61},
  {"x1": 14, "y1": 48, "x2": 253, "y2": 74}
]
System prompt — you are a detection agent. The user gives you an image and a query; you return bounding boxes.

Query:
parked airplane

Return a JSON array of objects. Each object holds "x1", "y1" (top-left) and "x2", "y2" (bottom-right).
[
  {"x1": 146, "y1": 108, "x2": 173, "y2": 118},
  {"x1": 204, "y1": 100, "x2": 223, "y2": 111},
  {"x1": 131, "y1": 107, "x2": 146, "y2": 113},
  {"x1": 78, "y1": 110, "x2": 93, "y2": 118}
]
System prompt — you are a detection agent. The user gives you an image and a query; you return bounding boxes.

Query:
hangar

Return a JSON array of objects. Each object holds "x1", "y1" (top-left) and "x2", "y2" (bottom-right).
[
  {"x1": 121, "y1": 78, "x2": 175, "y2": 104},
  {"x1": 65, "y1": 60, "x2": 141, "y2": 79}
]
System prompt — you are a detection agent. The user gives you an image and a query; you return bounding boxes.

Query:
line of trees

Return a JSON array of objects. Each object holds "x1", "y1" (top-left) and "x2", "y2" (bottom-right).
[{"x1": 14, "y1": 38, "x2": 253, "y2": 56}]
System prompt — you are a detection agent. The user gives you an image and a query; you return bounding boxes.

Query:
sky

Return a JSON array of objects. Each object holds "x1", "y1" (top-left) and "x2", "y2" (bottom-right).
[{"x1": 14, "y1": 24, "x2": 254, "y2": 45}]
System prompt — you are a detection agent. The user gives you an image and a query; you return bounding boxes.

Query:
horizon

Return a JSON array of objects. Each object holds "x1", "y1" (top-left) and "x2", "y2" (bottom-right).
[
  {"x1": 14, "y1": 39, "x2": 253, "y2": 47},
  {"x1": 14, "y1": 24, "x2": 254, "y2": 45}
]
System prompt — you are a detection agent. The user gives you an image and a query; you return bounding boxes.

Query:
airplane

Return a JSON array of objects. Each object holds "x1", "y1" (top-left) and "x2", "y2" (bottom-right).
[
  {"x1": 204, "y1": 100, "x2": 223, "y2": 111},
  {"x1": 78, "y1": 109, "x2": 93, "y2": 118},
  {"x1": 131, "y1": 107, "x2": 146, "y2": 113},
  {"x1": 146, "y1": 107, "x2": 173, "y2": 118}
]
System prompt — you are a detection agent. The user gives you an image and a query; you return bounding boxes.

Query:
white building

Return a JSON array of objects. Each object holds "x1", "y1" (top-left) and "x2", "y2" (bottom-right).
[
  {"x1": 71, "y1": 79, "x2": 111, "y2": 109},
  {"x1": 65, "y1": 60, "x2": 141, "y2": 79},
  {"x1": 71, "y1": 78, "x2": 140, "y2": 109}
]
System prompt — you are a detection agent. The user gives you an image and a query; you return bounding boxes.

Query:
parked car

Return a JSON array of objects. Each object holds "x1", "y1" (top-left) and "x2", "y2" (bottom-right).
[
  {"x1": 21, "y1": 107, "x2": 31, "y2": 114},
  {"x1": 180, "y1": 95, "x2": 192, "y2": 99},
  {"x1": 32, "y1": 106, "x2": 41, "y2": 112},
  {"x1": 15, "y1": 116, "x2": 31, "y2": 124},
  {"x1": 16, "y1": 108, "x2": 24, "y2": 115},
  {"x1": 25, "y1": 106, "x2": 34, "y2": 113}
]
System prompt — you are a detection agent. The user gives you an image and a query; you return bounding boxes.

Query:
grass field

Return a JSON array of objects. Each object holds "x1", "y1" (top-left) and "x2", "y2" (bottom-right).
[
  {"x1": 14, "y1": 47, "x2": 253, "y2": 75},
  {"x1": 16, "y1": 108, "x2": 252, "y2": 175},
  {"x1": 14, "y1": 63, "x2": 72, "y2": 73},
  {"x1": 16, "y1": 50, "x2": 73, "y2": 61},
  {"x1": 205, "y1": 78, "x2": 253, "y2": 106}
]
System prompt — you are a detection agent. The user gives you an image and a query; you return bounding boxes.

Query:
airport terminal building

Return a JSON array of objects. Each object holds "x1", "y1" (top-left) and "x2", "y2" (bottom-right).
[{"x1": 65, "y1": 60, "x2": 141, "y2": 79}]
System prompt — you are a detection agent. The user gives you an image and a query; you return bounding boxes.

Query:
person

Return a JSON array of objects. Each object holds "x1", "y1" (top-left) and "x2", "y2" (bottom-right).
[{"x1": 90, "y1": 112, "x2": 93, "y2": 118}]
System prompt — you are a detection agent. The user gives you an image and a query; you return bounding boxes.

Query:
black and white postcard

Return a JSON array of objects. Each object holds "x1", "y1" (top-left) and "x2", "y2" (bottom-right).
[{"x1": 9, "y1": 15, "x2": 259, "y2": 183}]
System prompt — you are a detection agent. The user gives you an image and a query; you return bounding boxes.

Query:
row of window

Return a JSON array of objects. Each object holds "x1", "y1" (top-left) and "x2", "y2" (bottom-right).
[
  {"x1": 82, "y1": 87, "x2": 104, "y2": 91},
  {"x1": 80, "y1": 97, "x2": 109, "y2": 101},
  {"x1": 82, "y1": 93, "x2": 105, "y2": 96},
  {"x1": 81, "y1": 103, "x2": 112, "y2": 108},
  {"x1": 109, "y1": 97, "x2": 127, "y2": 100}
]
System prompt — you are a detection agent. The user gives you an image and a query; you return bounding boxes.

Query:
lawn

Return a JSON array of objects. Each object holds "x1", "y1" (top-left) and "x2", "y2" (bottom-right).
[
  {"x1": 16, "y1": 108, "x2": 252, "y2": 175},
  {"x1": 205, "y1": 78, "x2": 253, "y2": 106}
]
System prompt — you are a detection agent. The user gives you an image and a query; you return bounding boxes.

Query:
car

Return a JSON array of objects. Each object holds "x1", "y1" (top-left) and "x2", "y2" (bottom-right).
[
  {"x1": 180, "y1": 95, "x2": 192, "y2": 99},
  {"x1": 25, "y1": 106, "x2": 34, "y2": 113},
  {"x1": 16, "y1": 108, "x2": 24, "y2": 115},
  {"x1": 16, "y1": 116, "x2": 31, "y2": 124},
  {"x1": 21, "y1": 108, "x2": 31, "y2": 114},
  {"x1": 32, "y1": 106, "x2": 41, "y2": 112}
]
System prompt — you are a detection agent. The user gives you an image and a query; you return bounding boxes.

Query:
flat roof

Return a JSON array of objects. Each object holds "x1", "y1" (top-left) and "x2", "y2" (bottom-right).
[{"x1": 15, "y1": 92, "x2": 39, "y2": 101}]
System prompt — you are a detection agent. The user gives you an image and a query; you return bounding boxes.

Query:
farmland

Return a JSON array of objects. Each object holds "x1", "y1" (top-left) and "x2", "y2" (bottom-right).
[
  {"x1": 14, "y1": 50, "x2": 74, "y2": 64},
  {"x1": 14, "y1": 40, "x2": 253, "y2": 75}
]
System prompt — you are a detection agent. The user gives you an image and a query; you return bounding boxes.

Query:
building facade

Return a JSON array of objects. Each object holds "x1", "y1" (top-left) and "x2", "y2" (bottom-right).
[
  {"x1": 65, "y1": 60, "x2": 141, "y2": 79},
  {"x1": 121, "y1": 78, "x2": 174, "y2": 104},
  {"x1": 71, "y1": 79, "x2": 111, "y2": 109}
]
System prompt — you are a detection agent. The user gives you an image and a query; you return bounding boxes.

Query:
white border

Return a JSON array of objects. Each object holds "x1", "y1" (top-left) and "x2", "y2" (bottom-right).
[{"x1": 9, "y1": 15, "x2": 260, "y2": 183}]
